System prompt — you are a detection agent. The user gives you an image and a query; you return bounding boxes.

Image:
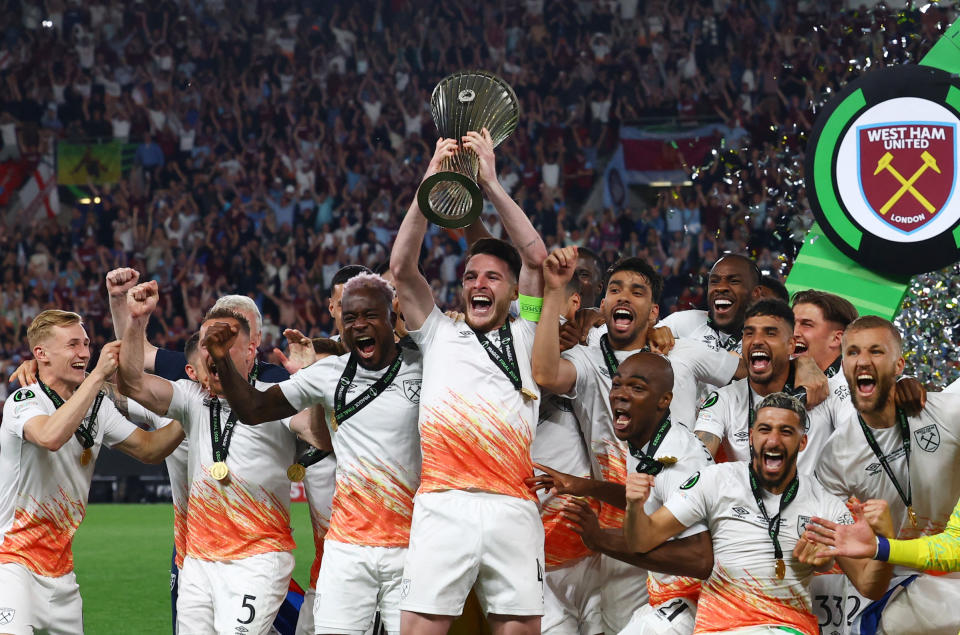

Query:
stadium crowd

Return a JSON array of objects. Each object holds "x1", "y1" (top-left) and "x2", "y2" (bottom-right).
[{"x1": 0, "y1": 0, "x2": 954, "y2": 396}]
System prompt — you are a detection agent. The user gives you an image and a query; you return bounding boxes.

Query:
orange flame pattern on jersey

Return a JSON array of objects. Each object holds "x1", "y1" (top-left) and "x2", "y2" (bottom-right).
[
  {"x1": 694, "y1": 563, "x2": 818, "y2": 635},
  {"x1": 0, "y1": 489, "x2": 85, "y2": 577},
  {"x1": 172, "y1": 502, "x2": 187, "y2": 568},
  {"x1": 308, "y1": 502, "x2": 330, "y2": 588},
  {"x1": 419, "y1": 392, "x2": 535, "y2": 501},
  {"x1": 542, "y1": 494, "x2": 600, "y2": 569},
  {"x1": 326, "y1": 457, "x2": 416, "y2": 547},
  {"x1": 648, "y1": 574, "x2": 701, "y2": 607},
  {"x1": 594, "y1": 439, "x2": 627, "y2": 529},
  {"x1": 185, "y1": 472, "x2": 295, "y2": 561}
]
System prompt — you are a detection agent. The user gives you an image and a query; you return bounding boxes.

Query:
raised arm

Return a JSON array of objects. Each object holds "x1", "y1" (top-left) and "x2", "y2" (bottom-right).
[
  {"x1": 106, "y1": 267, "x2": 159, "y2": 372},
  {"x1": 117, "y1": 281, "x2": 174, "y2": 415},
  {"x1": 463, "y1": 128, "x2": 547, "y2": 296},
  {"x1": 531, "y1": 247, "x2": 579, "y2": 395},
  {"x1": 201, "y1": 321, "x2": 298, "y2": 425},
  {"x1": 389, "y1": 138, "x2": 458, "y2": 330},
  {"x1": 23, "y1": 341, "x2": 121, "y2": 451}
]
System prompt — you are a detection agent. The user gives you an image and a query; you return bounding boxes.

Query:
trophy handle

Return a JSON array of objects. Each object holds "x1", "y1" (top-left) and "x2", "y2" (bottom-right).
[{"x1": 417, "y1": 171, "x2": 484, "y2": 229}]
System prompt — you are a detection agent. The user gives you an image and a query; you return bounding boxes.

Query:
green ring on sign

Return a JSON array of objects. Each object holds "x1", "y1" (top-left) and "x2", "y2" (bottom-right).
[{"x1": 805, "y1": 65, "x2": 960, "y2": 275}]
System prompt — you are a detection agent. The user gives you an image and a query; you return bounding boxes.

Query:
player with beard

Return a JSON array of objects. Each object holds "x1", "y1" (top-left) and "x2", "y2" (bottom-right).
[
  {"x1": 390, "y1": 133, "x2": 547, "y2": 635},
  {"x1": 118, "y1": 282, "x2": 326, "y2": 635},
  {"x1": 533, "y1": 351, "x2": 716, "y2": 635},
  {"x1": 203, "y1": 273, "x2": 421, "y2": 635},
  {"x1": 533, "y1": 246, "x2": 744, "y2": 633},
  {"x1": 625, "y1": 392, "x2": 891, "y2": 635},
  {"x1": 815, "y1": 316, "x2": 960, "y2": 635},
  {"x1": 694, "y1": 300, "x2": 846, "y2": 474},
  {"x1": 0, "y1": 310, "x2": 185, "y2": 635}
]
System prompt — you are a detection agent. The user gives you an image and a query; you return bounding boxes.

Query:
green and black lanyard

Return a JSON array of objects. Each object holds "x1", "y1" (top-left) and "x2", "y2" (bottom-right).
[
  {"x1": 333, "y1": 350, "x2": 403, "y2": 427},
  {"x1": 858, "y1": 409, "x2": 917, "y2": 528},
  {"x1": 707, "y1": 316, "x2": 742, "y2": 352},
  {"x1": 629, "y1": 416, "x2": 673, "y2": 475},
  {"x1": 748, "y1": 465, "x2": 799, "y2": 579},
  {"x1": 599, "y1": 334, "x2": 649, "y2": 377},
  {"x1": 38, "y1": 379, "x2": 104, "y2": 460},
  {"x1": 208, "y1": 368, "x2": 259, "y2": 473},
  {"x1": 475, "y1": 321, "x2": 536, "y2": 399}
]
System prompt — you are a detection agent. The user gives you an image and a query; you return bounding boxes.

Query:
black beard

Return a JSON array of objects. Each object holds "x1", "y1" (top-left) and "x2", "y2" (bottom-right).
[{"x1": 750, "y1": 443, "x2": 800, "y2": 489}]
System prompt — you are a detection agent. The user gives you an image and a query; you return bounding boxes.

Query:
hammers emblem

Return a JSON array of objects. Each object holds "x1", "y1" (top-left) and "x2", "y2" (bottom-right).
[{"x1": 874, "y1": 151, "x2": 940, "y2": 216}]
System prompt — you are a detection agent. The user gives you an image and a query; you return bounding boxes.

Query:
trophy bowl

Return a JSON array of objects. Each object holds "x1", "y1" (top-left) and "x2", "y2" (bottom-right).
[{"x1": 417, "y1": 71, "x2": 520, "y2": 229}]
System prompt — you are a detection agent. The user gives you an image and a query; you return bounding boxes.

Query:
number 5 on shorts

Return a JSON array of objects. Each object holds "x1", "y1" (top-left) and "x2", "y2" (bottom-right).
[{"x1": 238, "y1": 594, "x2": 257, "y2": 625}]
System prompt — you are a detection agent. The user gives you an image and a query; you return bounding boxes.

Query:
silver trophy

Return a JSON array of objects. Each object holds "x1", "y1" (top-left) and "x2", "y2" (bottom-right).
[{"x1": 417, "y1": 71, "x2": 520, "y2": 229}]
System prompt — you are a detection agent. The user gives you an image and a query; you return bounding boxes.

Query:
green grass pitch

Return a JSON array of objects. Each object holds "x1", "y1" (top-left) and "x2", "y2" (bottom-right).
[{"x1": 73, "y1": 502, "x2": 315, "y2": 633}]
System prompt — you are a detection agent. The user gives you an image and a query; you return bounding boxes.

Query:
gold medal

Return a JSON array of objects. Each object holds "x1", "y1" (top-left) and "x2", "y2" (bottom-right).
[
  {"x1": 520, "y1": 387, "x2": 538, "y2": 401},
  {"x1": 656, "y1": 456, "x2": 678, "y2": 466},
  {"x1": 330, "y1": 413, "x2": 339, "y2": 432},
  {"x1": 80, "y1": 447, "x2": 93, "y2": 466},
  {"x1": 287, "y1": 464, "x2": 306, "y2": 482},
  {"x1": 775, "y1": 558, "x2": 786, "y2": 580},
  {"x1": 210, "y1": 461, "x2": 230, "y2": 481},
  {"x1": 907, "y1": 506, "x2": 918, "y2": 528}
]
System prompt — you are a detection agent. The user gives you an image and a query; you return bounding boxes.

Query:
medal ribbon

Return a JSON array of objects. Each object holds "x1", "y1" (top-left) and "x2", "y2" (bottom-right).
[
  {"x1": 208, "y1": 369, "x2": 257, "y2": 464},
  {"x1": 748, "y1": 466, "x2": 800, "y2": 564},
  {"x1": 297, "y1": 446, "x2": 332, "y2": 468},
  {"x1": 334, "y1": 350, "x2": 403, "y2": 426},
  {"x1": 475, "y1": 322, "x2": 524, "y2": 393},
  {"x1": 857, "y1": 409, "x2": 912, "y2": 512},
  {"x1": 824, "y1": 356, "x2": 842, "y2": 379},
  {"x1": 628, "y1": 415, "x2": 672, "y2": 475},
  {"x1": 599, "y1": 334, "x2": 649, "y2": 377},
  {"x1": 38, "y1": 379, "x2": 103, "y2": 449}
]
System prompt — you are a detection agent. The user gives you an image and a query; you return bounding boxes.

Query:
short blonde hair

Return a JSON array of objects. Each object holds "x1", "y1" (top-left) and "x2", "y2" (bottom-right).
[{"x1": 27, "y1": 310, "x2": 83, "y2": 348}]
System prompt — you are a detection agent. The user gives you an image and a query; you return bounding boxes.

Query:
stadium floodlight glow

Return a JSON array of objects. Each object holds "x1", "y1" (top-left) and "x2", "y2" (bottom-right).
[{"x1": 417, "y1": 71, "x2": 520, "y2": 229}]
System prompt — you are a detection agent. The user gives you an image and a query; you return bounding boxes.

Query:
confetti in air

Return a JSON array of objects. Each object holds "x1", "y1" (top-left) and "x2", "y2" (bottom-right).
[{"x1": 688, "y1": 2, "x2": 958, "y2": 387}]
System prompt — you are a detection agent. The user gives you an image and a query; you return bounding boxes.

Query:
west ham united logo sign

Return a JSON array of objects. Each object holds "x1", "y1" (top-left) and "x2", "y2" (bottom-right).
[{"x1": 806, "y1": 65, "x2": 960, "y2": 275}]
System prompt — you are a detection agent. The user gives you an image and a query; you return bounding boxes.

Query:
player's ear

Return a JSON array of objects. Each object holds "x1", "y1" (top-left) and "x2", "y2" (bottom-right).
[
  {"x1": 185, "y1": 364, "x2": 198, "y2": 382},
  {"x1": 799, "y1": 432, "x2": 808, "y2": 453},
  {"x1": 658, "y1": 390, "x2": 673, "y2": 411},
  {"x1": 34, "y1": 345, "x2": 47, "y2": 362}
]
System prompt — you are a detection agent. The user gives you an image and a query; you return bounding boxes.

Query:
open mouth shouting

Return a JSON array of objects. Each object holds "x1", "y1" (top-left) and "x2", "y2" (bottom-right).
[
  {"x1": 793, "y1": 340, "x2": 808, "y2": 356},
  {"x1": 469, "y1": 293, "x2": 494, "y2": 318},
  {"x1": 761, "y1": 447, "x2": 785, "y2": 473},
  {"x1": 749, "y1": 347, "x2": 772, "y2": 374},
  {"x1": 355, "y1": 335, "x2": 377, "y2": 360},
  {"x1": 711, "y1": 296, "x2": 735, "y2": 319},
  {"x1": 610, "y1": 305, "x2": 635, "y2": 334},
  {"x1": 855, "y1": 369, "x2": 877, "y2": 397},
  {"x1": 613, "y1": 406, "x2": 631, "y2": 434}
]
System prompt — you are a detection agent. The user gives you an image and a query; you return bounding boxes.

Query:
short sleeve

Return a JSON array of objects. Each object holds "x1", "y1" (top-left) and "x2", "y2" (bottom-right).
[
  {"x1": 659, "y1": 466, "x2": 709, "y2": 536},
  {"x1": 2, "y1": 388, "x2": 48, "y2": 439},
  {"x1": 814, "y1": 438, "x2": 849, "y2": 499},
  {"x1": 126, "y1": 398, "x2": 173, "y2": 431},
  {"x1": 100, "y1": 399, "x2": 140, "y2": 448},
  {"x1": 154, "y1": 348, "x2": 189, "y2": 381},
  {"x1": 694, "y1": 390, "x2": 726, "y2": 441},
  {"x1": 278, "y1": 358, "x2": 337, "y2": 412},
  {"x1": 167, "y1": 379, "x2": 201, "y2": 431},
  {"x1": 677, "y1": 339, "x2": 740, "y2": 387},
  {"x1": 656, "y1": 312, "x2": 684, "y2": 338},
  {"x1": 560, "y1": 345, "x2": 592, "y2": 400},
  {"x1": 663, "y1": 469, "x2": 711, "y2": 529},
  {"x1": 406, "y1": 305, "x2": 448, "y2": 351}
]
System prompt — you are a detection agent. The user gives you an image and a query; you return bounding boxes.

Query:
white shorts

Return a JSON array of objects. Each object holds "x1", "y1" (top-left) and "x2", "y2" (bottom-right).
[
  {"x1": 0, "y1": 563, "x2": 82, "y2": 635},
  {"x1": 314, "y1": 540, "x2": 406, "y2": 634},
  {"x1": 619, "y1": 597, "x2": 697, "y2": 635},
  {"x1": 399, "y1": 490, "x2": 545, "y2": 617},
  {"x1": 707, "y1": 628, "x2": 808, "y2": 634},
  {"x1": 601, "y1": 554, "x2": 650, "y2": 633},
  {"x1": 875, "y1": 574, "x2": 960, "y2": 635},
  {"x1": 542, "y1": 555, "x2": 603, "y2": 635},
  {"x1": 295, "y1": 587, "x2": 315, "y2": 635},
  {"x1": 176, "y1": 551, "x2": 294, "y2": 635}
]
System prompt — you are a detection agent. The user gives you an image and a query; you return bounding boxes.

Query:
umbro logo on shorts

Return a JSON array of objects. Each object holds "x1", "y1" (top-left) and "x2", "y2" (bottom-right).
[
  {"x1": 400, "y1": 578, "x2": 411, "y2": 600},
  {"x1": 0, "y1": 608, "x2": 14, "y2": 625}
]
